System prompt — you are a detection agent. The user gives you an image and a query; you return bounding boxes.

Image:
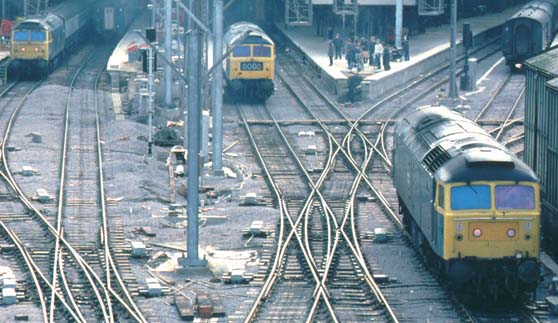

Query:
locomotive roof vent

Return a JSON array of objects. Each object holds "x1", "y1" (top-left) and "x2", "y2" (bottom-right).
[
  {"x1": 423, "y1": 145, "x2": 452, "y2": 173},
  {"x1": 464, "y1": 149, "x2": 515, "y2": 168}
]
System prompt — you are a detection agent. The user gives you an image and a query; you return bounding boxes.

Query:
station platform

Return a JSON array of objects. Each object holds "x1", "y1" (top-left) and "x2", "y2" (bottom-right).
[
  {"x1": 278, "y1": 4, "x2": 524, "y2": 97},
  {"x1": 107, "y1": 14, "x2": 152, "y2": 119},
  {"x1": 107, "y1": 14, "x2": 151, "y2": 77}
]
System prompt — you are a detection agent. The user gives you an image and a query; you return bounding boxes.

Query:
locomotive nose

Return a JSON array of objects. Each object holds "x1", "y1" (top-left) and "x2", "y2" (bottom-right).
[{"x1": 518, "y1": 260, "x2": 539, "y2": 284}]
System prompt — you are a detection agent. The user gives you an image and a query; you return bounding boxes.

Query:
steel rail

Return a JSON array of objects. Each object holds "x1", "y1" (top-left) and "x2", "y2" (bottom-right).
[
  {"x1": 295, "y1": 38, "x2": 504, "y2": 171},
  {"x1": 495, "y1": 87, "x2": 525, "y2": 141},
  {"x1": 274, "y1": 39, "x2": 505, "y2": 321},
  {"x1": 0, "y1": 80, "x2": 90, "y2": 323},
  {"x1": 474, "y1": 72, "x2": 515, "y2": 122},
  {"x1": 238, "y1": 103, "x2": 339, "y2": 323},
  {"x1": 94, "y1": 57, "x2": 149, "y2": 323},
  {"x1": 0, "y1": 81, "x2": 47, "y2": 323},
  {"x1": 0, "y1": 221, "x2": 84, "y2": 322},
  {"x1": 271, "y1": 68, "x2": 400, "y2": 321},
  {"x1": 50, "y1": 52, "x2": 110, "y2": 323},
  {"x1": 238, "y1": 105, "x2": 288, "y2": 323},
  {"x1": 0, "y1": 57, "x2": 148, "y2": 323},
  {"x1": 488, "y1": 118, "x2": 523, "y2": 136}
]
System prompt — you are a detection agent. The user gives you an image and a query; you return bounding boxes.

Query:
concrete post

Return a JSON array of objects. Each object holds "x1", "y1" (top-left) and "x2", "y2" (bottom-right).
[
  {"x1": 212, "y1": 0, "x2": 224, "y2": 175},
  {"x1": 164, "y1": 0, "x2": 173, "y2": 107},
  {"x1": 449, "y1": 0, "x2": 458, "y2": 99},
  {"x1": 395, "y1": 0, "x2": 403, "y2": 49}
]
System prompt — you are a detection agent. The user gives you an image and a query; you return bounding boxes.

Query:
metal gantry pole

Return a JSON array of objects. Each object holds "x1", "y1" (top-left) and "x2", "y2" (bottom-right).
[
  {"x1": 212, "y1": 0, "x2": 224, "y2": 175},
  {"x1": 164, "y1": 0, "x2": 173, "y2": 107},
  {"x1": 148, "y1": 47, "x2": 154, "y2": 158},
  {"x1": 449, "y1": 0, "x2": 458, "y2": 99},
  {"x1": 395, "y1": 0, "x2": 403, "y2": 49},
  {"x1": 185, "y1": 0, "x2": 203, "y2": 266},
  {"x1": 181, "y1": 0, "x2": 192, "y2": 112}
]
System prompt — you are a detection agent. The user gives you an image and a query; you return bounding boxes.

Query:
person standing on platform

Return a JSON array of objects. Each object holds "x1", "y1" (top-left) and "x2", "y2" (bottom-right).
[
  {"x1": 369, "y1": 36, "x2": 376, "y2": 66},
  {"x1": 354, "y1": 41, "x2": 362, "y2": 71},
  {"x1": 402, "y1": 34, "x2": 410, "y2": 61},
  {"x1": 361, "y1": 37, "x2": 369, "y2": 65},
  {"x1": 333, "y1": 33, "x2": 343, "y2": 60},
  {"x1": 346, "y1": 39, "x2": 355, "y2": 69},
  {"x1": 328, "y1": 40, "x2": 334, "y2": 66},
  {"x1": 383, "y1": 45, "x2": 391, "y2": 71},
  {"x1": 374, "y1": 41, "x2": 383, "y2": 70}
]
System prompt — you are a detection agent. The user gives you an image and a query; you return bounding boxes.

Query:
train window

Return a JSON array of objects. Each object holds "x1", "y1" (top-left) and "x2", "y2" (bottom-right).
[
  {"x1": 233, "y1": 46, "x2": 251, "y2": 57},
  {"x1": 253, "y1": 45, "x2": 271, "y2": 57},
  {"x1": 437, "y1": 184, "x2": 445, "y2": 209},
  {"x1": 13, "y1": 31, "x2": 30, "y2": 41},
  {"x1": 450, "y1": 185, "x2": 490, "y2": 210},
  {"x1": 31, "y1": 31, "x2": 46, "y2": 41},
  {"x1": 495, "y1": 185, "x2": 535, "y2": 210}
]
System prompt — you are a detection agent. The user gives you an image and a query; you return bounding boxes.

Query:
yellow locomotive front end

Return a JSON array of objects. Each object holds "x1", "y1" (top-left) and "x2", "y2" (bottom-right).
[
  {"x1": 10, "y1": 23, "x2": 51, "y2": 76},
  {"x1": 226, "y1": 42, "x2": 275, "y2": 100},
  {"x1": 228, "y1": 44, "x2": 274, "y2": 81},
  {"x1": 224, "y1": 22, "x2": 275, "y2": 100},
  {"x1": 12, "y1": 30, "x2": 49, "y2": 60},
  {"x1": 442, "y1": 181, "x2": 540, "y2": 260},
  {"x1": 437, "y1": 179, "x2": 541, "y2": 297}
]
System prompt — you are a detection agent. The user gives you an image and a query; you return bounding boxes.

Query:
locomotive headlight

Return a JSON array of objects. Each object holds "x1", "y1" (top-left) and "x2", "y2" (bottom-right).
[
  {"x1": 472, "y1": 228, "x2": 482, "y2": 238},
  {"x1": 34, "y1": 47, "x2": 39, "y2": 52},
  {"x1": 515, "y1": 251, "x2": 523, "y2": 259},
  {"x1": 21, "y1": 47, "x2": 26, "y2": 52},
  {"x1": 507, "y1": 228, "x2": 516, "y2": 238}
]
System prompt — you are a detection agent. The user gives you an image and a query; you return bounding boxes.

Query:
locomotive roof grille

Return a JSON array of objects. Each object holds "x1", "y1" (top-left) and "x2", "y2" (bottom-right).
[
  {"x1": 465, "y1": 150, "x2": 515, "y2": 169},
  {"x1": 424, "y1": 146, "x2": 452, "y2": 173}
]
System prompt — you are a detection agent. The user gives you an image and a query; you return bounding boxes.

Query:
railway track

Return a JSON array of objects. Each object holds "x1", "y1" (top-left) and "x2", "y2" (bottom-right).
[
  {"x1": 0, "y1": 48, "x2": 147, "y2": 322},
  {"x1": 239, "y1": 30, "x2": 531, "y2": 323},
  {"x1": 473, "y1": 71, "x2": 526, "y2": 157},
  {"x1": 238, "y1": 100, "x2": 399, "y2": 322},
  {"x1": 234, "y1": 35, "x2": 505, "y2": 322}
]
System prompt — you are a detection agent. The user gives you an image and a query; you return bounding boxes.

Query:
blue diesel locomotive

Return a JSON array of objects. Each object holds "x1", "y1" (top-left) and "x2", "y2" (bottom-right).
[
  {"x1": 393, "y1": 105, "x2": 541, "y2": 301},
  {"x1": 10, "y1": 0, "x2": 93, "y2": 77}
]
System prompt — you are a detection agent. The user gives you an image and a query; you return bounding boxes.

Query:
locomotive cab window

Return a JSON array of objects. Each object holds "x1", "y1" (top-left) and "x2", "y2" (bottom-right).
[
  {"x1": 437, "y1": 184, "x2": 445, "y2": 209},
  {"x1": 31, "y1": 31, "x2": 46, "y2": 41},
  {"x1": 14, "y1": 31, "x2": 30, "y2": 41},
  {"x1": 233, "y1": 46, "x2": 251, "y2": 57},
  {"x1": 450, "y1": 184, "x2": 491, "y2": 210},
  {"x1": 253, "y1": 45, "x2": 271, "y2": 57},
  {"x1": 495, "y1": 185, "x2": 535, "y2": 210}
]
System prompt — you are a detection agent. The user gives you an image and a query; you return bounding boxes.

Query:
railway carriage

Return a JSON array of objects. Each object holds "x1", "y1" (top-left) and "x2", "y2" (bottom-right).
[
  {"x1": 95, "y1": 0, "x2": 137, "y2": 41},
  {"x1": 502, "y1": 0, "x2": 558, "y2": 66},
  {"x1": 393, "y1": 105, "x2": 541, "y2": 301},
  {"x1": 10, "y1": 1, "x2": 93, "y2": 77},
  {"x1": 223, "y1": 22, "x2": 275, "y2": 100}
]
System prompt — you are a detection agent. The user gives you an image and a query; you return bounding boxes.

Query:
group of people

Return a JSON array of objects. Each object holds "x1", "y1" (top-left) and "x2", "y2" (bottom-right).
[{"x1": 327, "y1": 32, "x2": 410, "y2": 73}]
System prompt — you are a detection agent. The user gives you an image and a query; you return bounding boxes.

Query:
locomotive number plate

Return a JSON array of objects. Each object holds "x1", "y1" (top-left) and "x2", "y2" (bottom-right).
[{"x1": 241, "y1": 62, "x2": 263, "y2": 71}]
